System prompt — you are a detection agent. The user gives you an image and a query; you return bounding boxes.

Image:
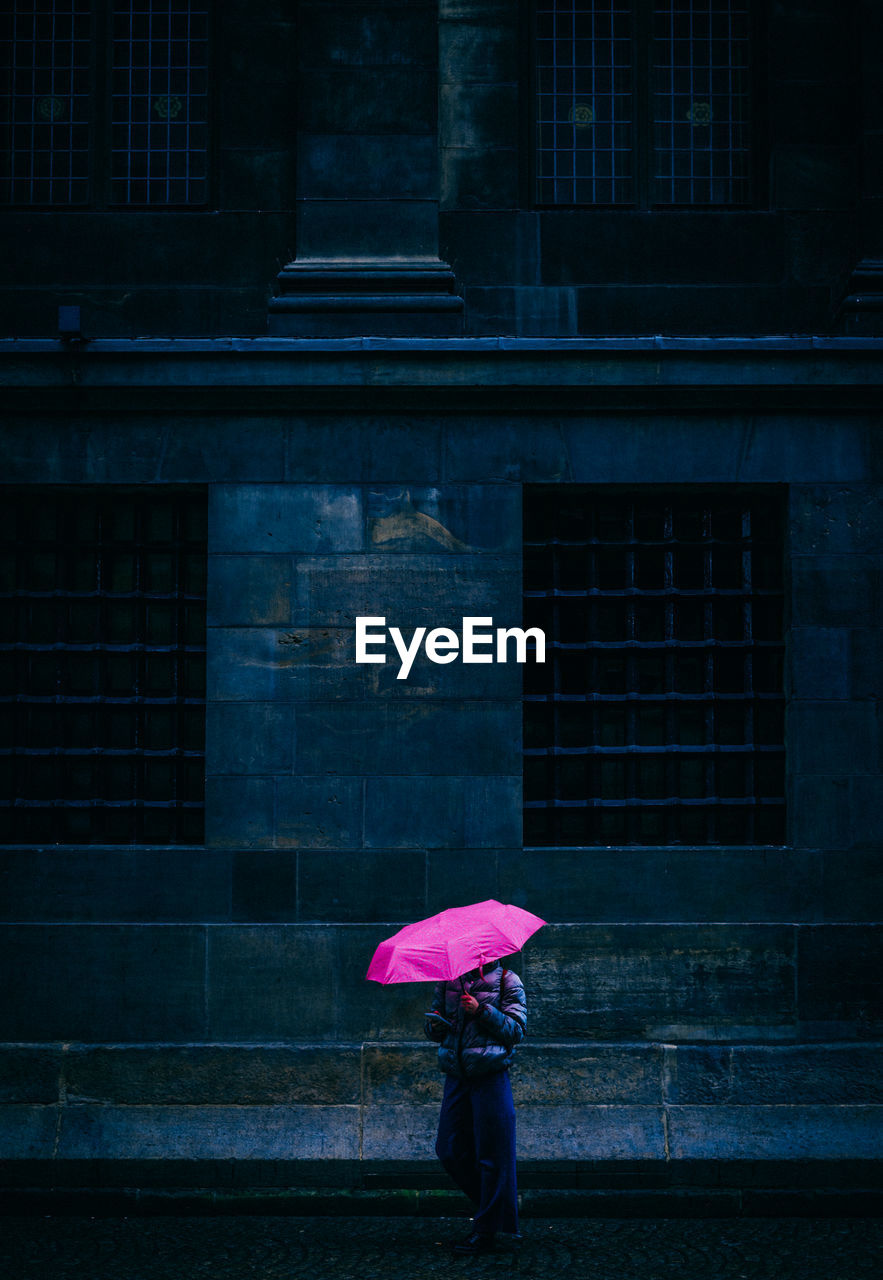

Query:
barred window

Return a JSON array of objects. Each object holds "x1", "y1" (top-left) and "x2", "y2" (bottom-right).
[
  {"x1": 523, "y1": 488, "x2": 785, "y2": 846},
  {"x1": 1, "y1": 1, "x2": 209, "y2": 207},
  {"x1": 0, "y1": 488, "x2": 207, "y2": 844},
  {"x1": 535, "y1": 0, "x2": 753, "y2": 207}
]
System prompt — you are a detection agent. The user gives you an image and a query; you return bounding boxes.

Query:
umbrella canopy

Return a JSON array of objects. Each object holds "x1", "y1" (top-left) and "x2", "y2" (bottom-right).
[{"x1": 366, "y1": 898, "x2": 547, "y2": 984}]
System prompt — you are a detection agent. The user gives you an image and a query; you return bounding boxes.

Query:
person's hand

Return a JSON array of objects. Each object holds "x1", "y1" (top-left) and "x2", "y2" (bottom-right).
[{"x1": 460, "y1": 993, "x2": 480, "y2": 1016}]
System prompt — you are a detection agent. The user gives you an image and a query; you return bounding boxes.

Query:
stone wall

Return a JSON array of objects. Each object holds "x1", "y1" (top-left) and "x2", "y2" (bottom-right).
[{"x1": 1, "y1": 348, "x2": 881, "y2": 1191}]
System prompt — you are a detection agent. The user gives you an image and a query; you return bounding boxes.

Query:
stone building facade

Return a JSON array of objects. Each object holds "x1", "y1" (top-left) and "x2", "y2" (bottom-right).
[{"x1": 1, "y1": 0, "x2": 882, "y2": 1206}]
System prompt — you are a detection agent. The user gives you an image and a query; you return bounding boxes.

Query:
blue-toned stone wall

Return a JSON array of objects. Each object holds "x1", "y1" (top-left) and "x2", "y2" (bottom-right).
[{"x1": 1, "y1": 379, "x2": 881, "y2": 1191}]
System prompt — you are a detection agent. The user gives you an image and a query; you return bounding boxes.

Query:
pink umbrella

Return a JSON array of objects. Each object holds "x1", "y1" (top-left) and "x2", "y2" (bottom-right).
[{"x1": 366, "y1": 899, "x2": 547, "y2": 984}]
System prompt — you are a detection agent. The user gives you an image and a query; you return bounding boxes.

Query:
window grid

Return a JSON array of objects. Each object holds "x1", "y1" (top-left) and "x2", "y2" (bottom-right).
[
  {"x1": 0, "y1": 1, "x2": 93, "y2": 206},
  {"x1": 535, "y1": 0, "x2": 753, "y2": 207},
  {"x1": 652, "y1": 0, "x2": 751, "y2": 204},
  {"x1": 523, "y1": 490, "x2": 785, "y2": 846},
  {"x1": 110, "y1": 0, "x2": 208, "y2": 205},
  {"x1": 0, "y1": 489, "x2": 207, "y2": 844},
  {"x1": 536, "y1": 0, "x2": 634, "y2": 205}
]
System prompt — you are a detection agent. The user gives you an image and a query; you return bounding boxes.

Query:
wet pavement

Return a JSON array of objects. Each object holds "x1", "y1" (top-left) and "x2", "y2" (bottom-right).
[{"x1": 2, "y1": 1214, "x2": 882, "y2": 1280}]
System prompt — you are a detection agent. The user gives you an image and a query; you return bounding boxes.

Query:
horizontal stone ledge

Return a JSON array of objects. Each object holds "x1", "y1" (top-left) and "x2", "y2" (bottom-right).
[{"x1": 1, "y1": 338, "x2": 882, "y2": 393}]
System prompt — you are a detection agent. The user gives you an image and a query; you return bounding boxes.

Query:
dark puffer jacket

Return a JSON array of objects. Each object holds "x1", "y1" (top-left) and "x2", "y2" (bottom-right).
[{"x1": 424, "y1": 961, "x2": 527, "y2": 1080}]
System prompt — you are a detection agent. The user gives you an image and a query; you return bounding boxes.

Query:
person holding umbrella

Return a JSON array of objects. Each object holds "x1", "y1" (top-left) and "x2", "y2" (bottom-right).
[
  {"x1": 366, "y1": 898, "x2": 544, "y2": 1255},
  {"x1": 425, "y1": 955, "x2": 528, "y2": 1254}
]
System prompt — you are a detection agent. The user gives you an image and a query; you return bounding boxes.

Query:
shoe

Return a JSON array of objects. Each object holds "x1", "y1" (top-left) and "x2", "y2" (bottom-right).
[{"x1": 453, "y1": 1230, "x2": 496, "y2": 1255}]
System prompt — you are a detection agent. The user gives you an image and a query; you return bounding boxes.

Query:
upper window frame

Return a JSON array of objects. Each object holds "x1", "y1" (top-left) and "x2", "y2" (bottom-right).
[
  {"x1": 0, "y1": 0, "x2": 213, "y2": 211},
  {"x1": 530, "y1": 0, "x2": 765, "y2": 211}
]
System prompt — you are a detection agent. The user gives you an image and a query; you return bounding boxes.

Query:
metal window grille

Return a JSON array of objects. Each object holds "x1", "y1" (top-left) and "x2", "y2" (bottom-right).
[
  {"x1": 0, "y1": 1, "x2": 92, "y2": 206},
  {"x1": 535, "y1": 0, "x2": 753, "y2": 206},
  {"x1": 536, "y1": 0, "x2": 634, "y2": 205},
  {"x1": 523, "y1": 488, "x2": 785, "y2": 846},
  {"x1": 110, "y1": 0, "x2": 208, "y2": 205},
  {"x1": 652, "y1": 0, "x2": 751, "y2": 204},
  {"x1": 0, "y1": 488, "x2": 207, "y2": 844}
]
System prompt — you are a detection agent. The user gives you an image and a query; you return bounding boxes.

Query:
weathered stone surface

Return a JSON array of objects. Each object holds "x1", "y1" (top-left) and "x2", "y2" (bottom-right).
[
  {"x1": 523, "y1": 925, "x2": 796, "y2": 1041},
  {"x1": 298, "y1": 849, "x2": 428, "y2": 923},
  {"x1": 364, "y1": 776, "x2": 522, "y2": 849},
  {"x1": 206, "y1": 702, "x2": 294, "y2": 775},
  {"x1": 518, "y1": 1106, "x2": 665, "y2": 1161},
  {"x1": 56, "y1": 1105, "x2": 361, "y2": 1161},
  {"x1": 0, "y1": 1048, "x2": 62, "y2": 1103},
  {"x1": 209, "y1": 486, "x2": 363, "y2": 555},
  {"x1": 0, "y1": 1106, "x2": 59, "y2": 1159},
  {"x1": 667, "y1": 1105, "x2": 883, "y2": 1160},
  {"x1": 206, "y1": 926, "x2": 338, "y2": 1041},
  {"x1": 63, "y1": 1045, "x2": 361, "y2": 1105},
  {"x1": 274, "y1": 777, "x2": 364, "y2": 850},
  {"x1": 293, "y1": 702, "x2": 521, "y2": 776},
  {"x1": 669, "y1": 1044, "x2": 883, "y2": 1105},
  {"x1": 0, "y1": 926, "x2": 206, "y2": 1042},
  {"x1": 362, "y1": 1104, "x2": 440, "y2": 1160},
  {"x1": 797, "y1": 925, "x2": 883, "y2": 1037},
  {"x1": 207, "y1": 556, "x2": 293, "y2": 627}
]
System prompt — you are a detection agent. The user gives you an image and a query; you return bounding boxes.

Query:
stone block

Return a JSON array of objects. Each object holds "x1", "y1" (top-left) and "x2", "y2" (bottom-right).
[
  {"x1": 789, "y1": 701, "x2": 878, "y2": 775},
  {"x1": 790, "y1": 774, "x2": 852, "y2": 850},
  {"x1": 56, "y1": 1104, "x2": 360, "y2": 1161},
  {"x1": 364, "y1": 775, "x2": 522, "y2": 849},
  {"x1": 220, "y1": 77, "x2": 297, "y2": 150},
  {"x1": 63, "y1": 1044, "x2": 361, "y2": 1105},
  {"x1": 440, "y1": 147, "x2": 519, "y2": 211},
  {"x1": 736, "y1": 415, "x2": 869, "y2": 483},
  {"x1": 539, "y1": 211, "x2": 785, "y2": 286},
  {"x1": 790, "y1": 486, "x2": 883, "y2": 554},
  {"x1": 523, "y1": 925, "x2": 796, "y2": 1041},
  {"x1": 298, "y1": 849, "x2": 427, "y2": 922},
  {"x1": 0, "y1": 1106, "x2": 59, "y2": 1159},
  {"x1": 440, "y1": 211, "x2": 539, "y2": 286},
  {"x1": 207, "y1": 555, "x2": 292, "y2": 627},
  {"x1": 298, "y1": 134, "x2": 436, "y2": 200},
  {"x1": 790, "y1": 556, "x2": 880, "y2": 628},
  {"x1": 798, "y1": 925, "x2": 883, "y2": 1037},
  {"x1": 274, "y1": 777, "x2": 364, "y2": 850},
  {"x1": 497, "y1": 847, "x2": 821, "y2": 925},
  {"x1": 439, "y1": 84, "x2": 519, "y2": 150},
  {"x1": 574, "y1": 284, "x2": 829, "y2": 338},
  {"x1": 298, "y1": 4, "x2": 436, "y2": 69},
  {"x1": 0, "y1": 1047, "x2": 62, "y2": 1102},
  {"x1": 851, "y1": 627, "x2": 883, "y2": 699},
  {"x1": 518, "y1": 1105, "x2": 665, "y2": 1161},
  {"x1": 772, "y1": 146, "x2": 859, "y2": 210},
  {"x1": 206, "y1": 925, "x2": 337, "y2": 1040},
  {"x1": 785, "y1": 212, "x2": 861, "y2": 287},
  {"x1": 294, "y1": 199, "x2": 440, "y2": 260},
  {"x1": 204, "y1": 776, "x2": 275, "y2": 849},
  {"x1": 0, "y1": 925, "x2": 206, "y2": 1041},
  {"x1": 0, "y1": 847, "x2": 231, "y2": 924},
  {"x1": 297, "y1": 556, "x2": 521, "y2": 630},
  {"x1": 365, "y1": 485, "x2": 521, "y2": 555},
  {"x1": 209, "y1": 485, "x2": 362, "y2": 555},
  {"x1": 669, "y1": 1044, "x2": 883, "y2": 1105},
  {"x1": 514, "y1": 1044, "x2": 662, "y2": 1105},
  {"x1": 361, "y1": 1044, "x2": 443, "y2": 1106},
  {"x1": 427, "y1": 848, "x2": 504, "y2": 913},
  {"x1": 206, "y1": 702, "x2": 294, "y2": 775},
  {"x1": 285, "y1": 417, "x2": 442, "y2": 484},
  {"x1": 232, "y1": 851, "x2": 297, "y2": 923},
  {"x1": 561, "y1": 414, "x2": 748, "y2": 484},
  {"x1": 442, "y1": 415, "x2": 570, "y2": 483},
  {"x1": 298, "y1": 70, "x2": 436, "y2": 133},
  {"x1": 216, "y1": 148, "x2": 296, "y2": 212},
  {"x1": 439, "y1": 20, "x2": 517, "y2": 84},
  {"x1": 293, "y1": 702, "x2": 521, "y2": 777},
  {"x1": 207, "y1": 627, "x2": 366, "y2": 703},
  {"x1": 820, "y1": 845, "x2": 883, "y2": 921},
  {"x1": 336, "y1": 926, "x2": 430, "y2": 1040},
  {"x1": 667, "y1": 1105, "x2": 883, "y2": 1160},
  {"x1": 788, "y1": 627, "x2": 850, "y2": 699},
  {"x1": 361, "y1": 1104, "x2": 439, "y2": 1161}
]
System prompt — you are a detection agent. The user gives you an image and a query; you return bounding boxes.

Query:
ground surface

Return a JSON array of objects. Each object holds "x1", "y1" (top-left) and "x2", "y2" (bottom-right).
[{"x1": 2, "y1": 1215, "x2": 882, "y2": 1280}]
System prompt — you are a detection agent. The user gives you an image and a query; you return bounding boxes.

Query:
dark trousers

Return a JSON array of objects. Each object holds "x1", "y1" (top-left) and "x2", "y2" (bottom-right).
[{"x1": 435, "y1": 1069, "x2": 519, "y2": 1237}]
